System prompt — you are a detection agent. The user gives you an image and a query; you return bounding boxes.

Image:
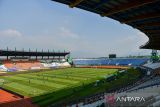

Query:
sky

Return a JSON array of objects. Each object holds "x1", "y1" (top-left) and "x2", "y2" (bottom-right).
[{"x1": 0, "y1": 0, "x2": 151, "y2": 58}]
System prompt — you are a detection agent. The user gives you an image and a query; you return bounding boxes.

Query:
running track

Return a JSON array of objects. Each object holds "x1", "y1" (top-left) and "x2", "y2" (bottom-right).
[{"x1": 0, "y1": 89, "x2": 37, "y2": 107}]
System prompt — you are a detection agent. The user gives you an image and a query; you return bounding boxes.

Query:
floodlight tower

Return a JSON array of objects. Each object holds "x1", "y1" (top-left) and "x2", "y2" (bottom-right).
[
  {"x1": 151, "y1": 50, "x2": 159, "y2": 63},
  {"x1": 67, "y1": 54, "x2": 73, "y2": 65}
]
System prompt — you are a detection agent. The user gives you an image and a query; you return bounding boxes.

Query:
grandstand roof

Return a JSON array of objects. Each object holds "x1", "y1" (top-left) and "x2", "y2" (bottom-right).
[
  {"x1": 51, "y1": 0, "x2": 160, "y2": 50},
  {"x1": 0, "y1": 49, "x2": 69, "y2": 57}
]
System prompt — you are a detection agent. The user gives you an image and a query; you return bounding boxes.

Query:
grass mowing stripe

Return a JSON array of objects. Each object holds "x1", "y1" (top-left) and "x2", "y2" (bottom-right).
[
  {"x1": 69, "y1": 70, "x2": 117, "y2": 75},
  {"x1": 43, "y1": 74, "x2": 86, "y2": 81},
  {"x1": 61, "y1": 71, "x2": 114, "y2": 79},
  {"x1": 44, "y1": 73, "x2": 90, "y2": 79},
  {"x1": 24, "y1": 72, "x2": 85, "y2": 81},
  {"x1": 3, "y1": 84, "x2": 30, "y2": 96},
  {"x1": 42, "y1": 69, "x2": 117, "y2": 77},
  {"x1": 3, "y1": 82, "x2": 45, "y2": 96},
  {"x1": 20, "y1": 73, "x2": 79, "y2": 84},
  {"x1": 17, "y1": 74, "x2": 77, "y2": 86},
  {"x1": 37, "y1": 68, "x2": 97, "y2": 75},
  {"x1": 12, "y1": 75, "x2": 67, "y2": 89},
  {"x1": 1, "y1": 76, "x2": 56, "y2": 92}
]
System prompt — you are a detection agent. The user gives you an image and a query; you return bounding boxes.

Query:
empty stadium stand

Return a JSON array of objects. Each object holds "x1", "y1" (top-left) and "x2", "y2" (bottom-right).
[
  {"x1": 3, "y1": 60, "x2": 44, "y2": 71},
  {"x1": 143, "y1": 62, "x2": 160, "y2": 69},
  {"x1": 73, "y1": 58, "x2": 149, "y2": 66},
  {"x1": 127, "y1": 76, "x2": 160, "y2": 93}
]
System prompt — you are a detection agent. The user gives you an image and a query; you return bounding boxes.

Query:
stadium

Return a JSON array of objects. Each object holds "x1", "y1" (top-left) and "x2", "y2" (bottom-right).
[{"x1": 0, "y1": 0, "x2": 160, "y2": 107}]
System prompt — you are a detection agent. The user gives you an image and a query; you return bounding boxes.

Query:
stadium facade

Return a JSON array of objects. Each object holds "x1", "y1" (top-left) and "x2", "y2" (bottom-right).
[{"x1": 0, "y1": 48, "x2": 71, "y2": 72}]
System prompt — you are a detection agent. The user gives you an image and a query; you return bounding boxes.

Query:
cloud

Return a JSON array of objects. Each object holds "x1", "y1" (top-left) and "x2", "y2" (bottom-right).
[
  {"x1": 137, "y1": 32, "x2": 149, "y2": 44},
  {"x1": 0, "y1": 29, "x2": 22, "y2": 38},
  {"x1": 94, "y1": 30, "x2": 150, "y2": 57},
  {"x1": 59, "y1": 27, "x2": 79, "y2": 38},
  {"x1": 0, "y1": 28, "x2": 151, "y2": 58}
]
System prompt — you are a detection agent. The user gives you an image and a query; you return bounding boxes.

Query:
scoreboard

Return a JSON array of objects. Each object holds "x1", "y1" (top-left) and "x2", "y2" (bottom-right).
[{"x1": 109, "y1": 54, "x2": 116, "y2": 58}]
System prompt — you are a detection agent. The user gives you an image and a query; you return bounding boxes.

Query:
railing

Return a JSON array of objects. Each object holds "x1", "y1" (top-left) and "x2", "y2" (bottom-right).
[{"x1": 128, "y1": 82, "x2": 160, "y2": 92}]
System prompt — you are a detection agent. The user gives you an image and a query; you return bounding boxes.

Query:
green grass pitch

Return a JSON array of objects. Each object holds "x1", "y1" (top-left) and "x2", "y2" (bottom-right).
[{"x1": 0, "y1": 68, "x2": 140, "y2": 106}]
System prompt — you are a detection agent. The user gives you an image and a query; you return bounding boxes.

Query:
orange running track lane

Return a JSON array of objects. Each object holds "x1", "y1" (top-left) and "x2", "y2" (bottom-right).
[
  {"x1": 0, "y1": 89, "x2": 21, "y2": 103},
  {"x1": 0, "y1": 89, "x2": 38, "y2": 107}
]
